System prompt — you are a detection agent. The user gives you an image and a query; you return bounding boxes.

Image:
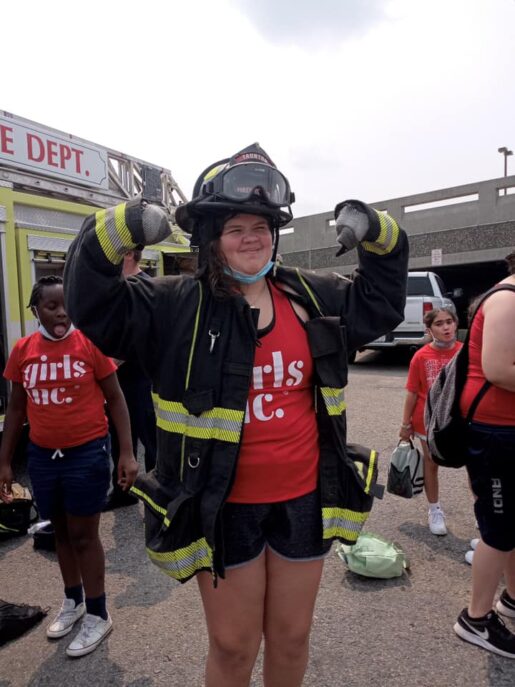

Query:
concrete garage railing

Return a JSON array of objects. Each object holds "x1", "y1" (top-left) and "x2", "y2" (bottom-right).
[{"x1": 280, "y1": 175, "x2": 515, "y2": 275}]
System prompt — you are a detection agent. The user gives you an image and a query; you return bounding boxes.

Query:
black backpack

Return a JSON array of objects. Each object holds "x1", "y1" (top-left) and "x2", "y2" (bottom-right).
[
  {"x1": 0, "y1": 600, "x2": 48, "y2": 646},
  {"x1": 425, "y1": 284, "x2": 515, "y2": 468}
]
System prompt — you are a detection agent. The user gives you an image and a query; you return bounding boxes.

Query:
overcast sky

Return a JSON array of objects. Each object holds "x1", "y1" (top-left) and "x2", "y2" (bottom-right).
[{"x1": 2, "y1": 0, "x2": 515, "y2": 217}]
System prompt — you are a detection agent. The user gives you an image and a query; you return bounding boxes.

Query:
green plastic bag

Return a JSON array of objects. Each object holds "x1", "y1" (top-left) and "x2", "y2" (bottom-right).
[{"x1": 336, "y1": 532, "x2": 409, "y2": 579}]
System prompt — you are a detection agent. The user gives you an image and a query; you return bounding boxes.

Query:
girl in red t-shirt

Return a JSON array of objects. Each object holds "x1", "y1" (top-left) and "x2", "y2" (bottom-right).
[
  {"x1": 0, "y1": 276, "x2": 138, "y2": 658},
  {"x1": 399, "y1": 307, "x2": 462, "y2": 536}
]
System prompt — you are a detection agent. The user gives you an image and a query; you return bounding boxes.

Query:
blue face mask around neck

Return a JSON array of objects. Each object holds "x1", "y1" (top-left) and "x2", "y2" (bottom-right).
[
  {"x1": 223, "y1": 260, "x2": 274, "y2": 284},
  {"x1": 430, "y1": 334, "x2": 457, "y2": 350}
]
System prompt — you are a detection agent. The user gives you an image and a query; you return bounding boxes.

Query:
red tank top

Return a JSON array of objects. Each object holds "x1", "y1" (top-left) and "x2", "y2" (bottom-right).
[
  {"x1": 460, "y1": 307, "x2": 515, "y2": 425},
  {"x1": 227, "y1": 282, "x2": 319, "y2": 503}
]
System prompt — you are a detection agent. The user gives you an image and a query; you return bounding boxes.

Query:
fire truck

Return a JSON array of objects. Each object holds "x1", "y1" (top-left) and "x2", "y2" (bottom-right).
[{"x1": 0, "y1": 111, "x2": 191, "y2": 432}]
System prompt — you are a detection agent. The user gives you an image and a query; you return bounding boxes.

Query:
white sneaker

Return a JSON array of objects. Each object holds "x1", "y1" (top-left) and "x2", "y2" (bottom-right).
[
  {"x1": 46, "y1": 599, "x2": 86, "y2": 639},
  {"x1": 66, "y1": 613, "x2": 113, "y2": 658},
  {"x1": 465, "y1": 550, "x2": 474, "y2": 565},
  {"x1": 428, "y1": 508, "x2": 447, "y2": 536},
  {"x1": 470, "y1": 538, "x2": 479, "y2": 550}
]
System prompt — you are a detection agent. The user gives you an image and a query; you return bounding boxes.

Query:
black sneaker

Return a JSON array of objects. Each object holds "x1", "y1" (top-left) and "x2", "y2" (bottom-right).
[
  {"x1": 454, "y1": 608, "x2": 515, "y2": 658},
  {"x1": 497, "y1": 590, "x2": 515, "y2": 619}
]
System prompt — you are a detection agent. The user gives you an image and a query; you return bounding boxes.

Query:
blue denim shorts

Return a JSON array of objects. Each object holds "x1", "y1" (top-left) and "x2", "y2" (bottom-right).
[
  {"x1": 221, "y1": 489, "x2": 332, "y2": 569},
  {"x1": 27, "y1": 436, "x2": 111, "y2": 519},
  {"x1": 466, "y1": 422, "x2": 515, "y2": 552}
]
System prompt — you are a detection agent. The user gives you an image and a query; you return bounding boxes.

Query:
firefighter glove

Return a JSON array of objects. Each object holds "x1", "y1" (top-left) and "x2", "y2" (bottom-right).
[
  {"x1": 334, "y1": 202, "x2": 371, "y2": 256},
  {"x1": 141, "y1": 202, "x2": 172, "y2": 245}
]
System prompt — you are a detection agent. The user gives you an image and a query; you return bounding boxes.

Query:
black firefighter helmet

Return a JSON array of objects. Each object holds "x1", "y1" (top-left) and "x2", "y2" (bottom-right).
[{"x1": 175, "y1": 143, "x2": 295, "y2": 258}]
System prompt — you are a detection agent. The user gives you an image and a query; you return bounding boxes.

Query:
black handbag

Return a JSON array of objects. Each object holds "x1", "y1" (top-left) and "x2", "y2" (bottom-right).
[
  {"x1": 0, "y1": 483, "x2": 38, "y2": 539},
  {"x1": 387, "y1": 439, "x2": 424, "y2": 498},
  {"x1": 0, "y1": 599, "x2": 48, "y2": 646}
]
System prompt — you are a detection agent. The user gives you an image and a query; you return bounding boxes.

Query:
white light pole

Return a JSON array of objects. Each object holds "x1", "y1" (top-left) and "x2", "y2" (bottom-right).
[{"x1": 498, "y1": 146, "x2": 513, "y2": 195}]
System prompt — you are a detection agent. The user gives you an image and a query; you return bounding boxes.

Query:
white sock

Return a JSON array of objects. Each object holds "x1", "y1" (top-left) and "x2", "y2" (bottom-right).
[{"x1": 428, "y1": 502, "x2": 441, "y2": 512}]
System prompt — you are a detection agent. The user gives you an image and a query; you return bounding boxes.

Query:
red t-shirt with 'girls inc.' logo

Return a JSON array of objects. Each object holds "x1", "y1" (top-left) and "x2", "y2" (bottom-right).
[
  {"x1": 406, "y1": 341, "x2": 463, "y2": 434},
  {"x1": 4, "y1": 329, "x2": 116, "y2": 448},
  {"x1": 227, "y1": 283, "x2": 319, "y2": 503}
]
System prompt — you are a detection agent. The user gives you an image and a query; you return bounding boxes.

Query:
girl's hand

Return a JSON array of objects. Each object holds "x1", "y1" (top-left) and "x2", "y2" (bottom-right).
[
  {"x1": 117, "y1": 453, "x2": 139, "y2": 491},
  {"x1": 399, "y1": 424, "x2": 413, "y2": 441},
  {"x1": 0, "y1": 465, "x2": 14, "y2": 503}
]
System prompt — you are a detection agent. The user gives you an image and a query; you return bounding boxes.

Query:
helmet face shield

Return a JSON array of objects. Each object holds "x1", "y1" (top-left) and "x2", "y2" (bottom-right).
[
  {"x1": 202, "y1": 162, "x2": 293, "y2": 208},
  {"x1": 174, "y1": 144, "x2": 295, "y2": 238}
]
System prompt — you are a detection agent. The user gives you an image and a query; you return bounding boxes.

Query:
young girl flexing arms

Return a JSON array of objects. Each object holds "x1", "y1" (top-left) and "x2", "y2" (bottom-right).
[{"x1": 0, "y1": 276, "x2": 138, "y2": 657}]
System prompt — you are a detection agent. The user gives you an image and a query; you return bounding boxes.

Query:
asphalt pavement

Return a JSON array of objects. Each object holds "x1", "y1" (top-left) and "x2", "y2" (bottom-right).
[{"x1": 1, "y1": 349, "x2": 514, "y2": 686}]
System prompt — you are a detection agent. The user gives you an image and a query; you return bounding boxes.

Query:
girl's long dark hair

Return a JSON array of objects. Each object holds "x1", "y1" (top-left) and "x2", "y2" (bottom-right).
[{"x1": 204, "y1": 239, "x2": 240, "y2": 299}]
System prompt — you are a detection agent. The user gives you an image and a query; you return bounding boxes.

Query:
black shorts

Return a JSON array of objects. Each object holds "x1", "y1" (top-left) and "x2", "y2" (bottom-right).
[
  {"x1": 27, "y1": 436, "x2": 111, "y2": 519},
  {"x1": 221, "y1": 489, "x2": 332, "y2": 569},
  {"x1": 466, "y1": 422, "x2": 515, "y2": 552}
]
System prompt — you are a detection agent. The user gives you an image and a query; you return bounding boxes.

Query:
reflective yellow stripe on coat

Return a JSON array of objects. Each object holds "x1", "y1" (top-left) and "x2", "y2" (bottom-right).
[
  {"x1": 130, "y1": 485, "x2": 171, "y2": 528},
  {"x1": 0, "y1": 523, "x2": 18, "y2": 534},
  {"x1": 95, "y1": 203, "x2": 136, "y2": 264},
  {"x1": 320, "y1": 387, "x2": 346, "y2": 416},
  {"x1": 322, "y1": 507, "x2": 369, "y2": 542},
  {"x1": 353, "y1": 449, "x2": 378, "y2": 495},
  {"x1": 362, "y1": 211, "x2": 399, "y2": 255},
  {"x1": 156, "y1": 398, "x2": 244, "y2": 443},
  {"x1": 146, "y1": 538, "x2": 213, "y2": 581}
]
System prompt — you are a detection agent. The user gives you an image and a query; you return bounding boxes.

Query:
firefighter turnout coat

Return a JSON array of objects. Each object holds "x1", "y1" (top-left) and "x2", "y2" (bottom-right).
[{"x1": 64, "y1": 201, "x2": 409, "y2": 583}]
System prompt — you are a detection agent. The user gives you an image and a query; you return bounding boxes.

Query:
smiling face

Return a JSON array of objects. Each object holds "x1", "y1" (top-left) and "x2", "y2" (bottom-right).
[
  {"x1": 428, "y1": 309, "x2": 458, "y2": 342},
  {"x1": 219, "y1": 213, "x2": 273, "y2": 275},
  {"x1": 34, "y1": 284, "x2": 71, "y2": 339}
]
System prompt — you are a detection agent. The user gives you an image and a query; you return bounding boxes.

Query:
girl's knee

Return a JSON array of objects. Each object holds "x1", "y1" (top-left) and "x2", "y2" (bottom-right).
[
  {"x1": 209, "y1": 632, "x2": 260, "y2": 672},
  {"x1": 67, "y1": 526, "x2": 102, "y2": 554},
  {"x1": 66, "y1": 515, "x2": 101, "y2": 551},
  {"x1": 52, "y1": 520, "x2": 70, "y2": 546},
  {"x1": 265, "y1": 624, "x2": 311, "y2": 661}
]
